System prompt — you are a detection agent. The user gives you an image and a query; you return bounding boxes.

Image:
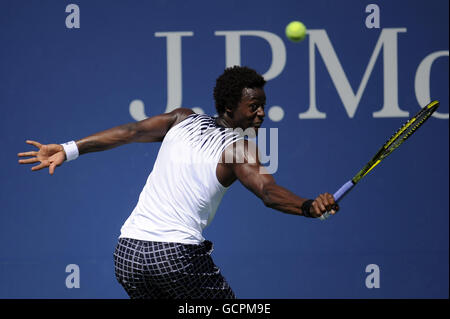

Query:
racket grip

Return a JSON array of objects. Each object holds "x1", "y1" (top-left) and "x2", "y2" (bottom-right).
[
  {"x1": 333, "y1": 180, "x2": 354, "y2": 202},
  {"x1": 320, "y1": 181, "x2": 355, "y2": 221}
]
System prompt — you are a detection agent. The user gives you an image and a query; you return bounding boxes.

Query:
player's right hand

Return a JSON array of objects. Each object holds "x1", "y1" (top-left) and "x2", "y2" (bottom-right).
[
  {"x1": 18, "y1": 140, "x2": 66, "y2": 175},
  {"x1": 310, "y1": 193, "x2": 339, "y2": 218}
]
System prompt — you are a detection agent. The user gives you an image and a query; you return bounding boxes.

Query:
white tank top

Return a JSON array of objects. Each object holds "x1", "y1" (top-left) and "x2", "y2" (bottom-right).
[{"x1": 119, "y1": 114, "x2": 244, "y2": 244}]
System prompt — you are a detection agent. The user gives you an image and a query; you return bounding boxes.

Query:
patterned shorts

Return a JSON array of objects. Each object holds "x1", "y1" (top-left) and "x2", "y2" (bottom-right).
[{"x1": 113, "y1": 238, "x2": 236, "y2": 299}]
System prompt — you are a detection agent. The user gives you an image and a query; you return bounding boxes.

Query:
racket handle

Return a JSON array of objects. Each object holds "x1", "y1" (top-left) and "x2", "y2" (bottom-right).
[
  {"x1": 333, "y1": 180, "x2": 355, "y2": 202},
  {"x1": 320, "y1": 180, "x2": 354, "y2": 221}
]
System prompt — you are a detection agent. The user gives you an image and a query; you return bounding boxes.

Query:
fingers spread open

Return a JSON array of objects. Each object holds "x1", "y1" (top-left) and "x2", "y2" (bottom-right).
[
  {"x1": 18, "y1": 158, "x2": 39, "y2": 164},
  {"x1": 18, "y1": 151, "x2": 38, "y2": 157},
  {"x1": 31, "y1": 162, "x2": 47, "y2": 171},
  {"x1": 49, "y1": 163, "x2": 57, "y2": 175},
  {"x1": 26, "y1": 140, "x2": 42, "y2": 149}
]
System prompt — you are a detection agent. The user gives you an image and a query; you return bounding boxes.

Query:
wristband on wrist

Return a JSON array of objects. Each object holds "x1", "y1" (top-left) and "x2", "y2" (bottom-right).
[
  {"x1": 61, "y1": 141, "x2": 79, "y2": 161},
  {"x1": 301, "y1": 199, "x2": 314, "y2": 218}
]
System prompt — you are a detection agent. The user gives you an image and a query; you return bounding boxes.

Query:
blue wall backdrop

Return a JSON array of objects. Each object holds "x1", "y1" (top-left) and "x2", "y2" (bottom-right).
[{"x1": 1, "y1": 0, "x2": 448, "y2": 298}]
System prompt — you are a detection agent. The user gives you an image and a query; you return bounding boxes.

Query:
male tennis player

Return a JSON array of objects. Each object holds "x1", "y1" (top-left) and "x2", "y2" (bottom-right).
[{"x1": 18, "y1": 66, "x2": 338, "y2": 299}]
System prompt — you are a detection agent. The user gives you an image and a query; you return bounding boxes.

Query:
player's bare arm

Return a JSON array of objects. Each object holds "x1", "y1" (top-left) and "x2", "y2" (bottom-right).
[
  {"x1": 75, "y1": 107, "x2": 193, "y2": 153},
  {"x1": 218, "y1": 139, "x2": 338, "y2": 218},
  {"x1": 17, "y1": 107, "x2": 194, "y2": 174}
]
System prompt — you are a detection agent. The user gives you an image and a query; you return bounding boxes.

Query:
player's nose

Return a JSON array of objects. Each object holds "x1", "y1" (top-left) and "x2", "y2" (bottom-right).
[{"x1": 257, "y1": 106, "x2": 265, "y2": 119}]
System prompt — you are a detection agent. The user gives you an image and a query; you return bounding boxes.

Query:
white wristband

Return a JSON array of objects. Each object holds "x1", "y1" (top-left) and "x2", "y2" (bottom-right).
[{"x1": 61, "y1": 141, "x2": 79, "y2": 162}]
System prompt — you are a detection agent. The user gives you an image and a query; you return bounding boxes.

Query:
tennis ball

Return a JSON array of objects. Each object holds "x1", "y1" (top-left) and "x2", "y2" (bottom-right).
[{"x1": 285, "y1": 21, "x2": 307, "y2": 42}]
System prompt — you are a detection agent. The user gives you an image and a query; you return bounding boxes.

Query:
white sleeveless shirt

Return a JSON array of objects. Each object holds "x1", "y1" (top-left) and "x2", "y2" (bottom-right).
[{"x1": 119, "y1": 114, "x2": 244, "y2": 244}]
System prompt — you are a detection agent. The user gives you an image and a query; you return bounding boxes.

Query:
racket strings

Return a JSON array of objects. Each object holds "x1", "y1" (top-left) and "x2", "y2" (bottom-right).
[{"x1": 384, "y1": 108, "x2": 435, "y2": 155}]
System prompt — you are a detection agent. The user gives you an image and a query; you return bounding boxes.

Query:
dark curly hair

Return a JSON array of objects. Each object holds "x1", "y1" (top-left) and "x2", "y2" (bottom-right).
[{"x1": 213, "y1": 66, "x2": 266, "y2": 115}]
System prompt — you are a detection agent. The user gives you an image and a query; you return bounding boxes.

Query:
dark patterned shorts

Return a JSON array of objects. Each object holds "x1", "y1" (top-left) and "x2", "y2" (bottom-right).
[{"x1": 113, "y1": 237, "x2": 236, "y2": 299}]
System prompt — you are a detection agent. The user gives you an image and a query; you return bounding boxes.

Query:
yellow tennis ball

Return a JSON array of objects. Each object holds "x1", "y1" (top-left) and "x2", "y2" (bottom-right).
[{"x1": 285, "y1": 21, "x2": 307, "y2": 42}]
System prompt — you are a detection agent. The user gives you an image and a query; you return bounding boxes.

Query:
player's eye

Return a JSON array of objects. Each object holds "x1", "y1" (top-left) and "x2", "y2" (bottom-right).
[{"x1": 251, "y1": 104, "x2": 264, "y2": 112}]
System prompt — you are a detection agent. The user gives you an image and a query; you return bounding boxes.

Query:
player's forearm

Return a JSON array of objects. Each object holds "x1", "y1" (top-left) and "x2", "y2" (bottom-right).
[
  {"x1": 76, "y1": 123, "x2": 139, "y2": 155},
  {"x1": 261, "y1": 183, "x2": 309, "y2": 216}
]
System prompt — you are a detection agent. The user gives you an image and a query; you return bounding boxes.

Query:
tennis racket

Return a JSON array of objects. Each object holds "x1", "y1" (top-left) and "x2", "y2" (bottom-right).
[{"x1": 320, "y1": 100, "x2": 440, "y2": 221}]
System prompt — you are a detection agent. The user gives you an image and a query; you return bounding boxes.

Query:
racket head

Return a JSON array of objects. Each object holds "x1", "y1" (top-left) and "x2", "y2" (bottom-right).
[
  {"x1": 382, "y1": 100, "x2": 439, "y2": 157},
  {"x1": 352, "y1": 100, "x2": 440, "y2": 184}
]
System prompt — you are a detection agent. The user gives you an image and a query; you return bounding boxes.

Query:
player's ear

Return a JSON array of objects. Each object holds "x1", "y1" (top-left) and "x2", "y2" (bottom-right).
[{"x1": 225, "y1": 106, "x2": 234, "y2": 118}]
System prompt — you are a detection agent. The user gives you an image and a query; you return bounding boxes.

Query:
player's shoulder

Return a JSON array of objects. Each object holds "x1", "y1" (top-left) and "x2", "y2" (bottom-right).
[
  {"x1": 173, "y1": 107, "x2": 196, "y2": 119},
  {"x1": 223, "y1": 138, "x2": 259, "y2": 165},
  {"x1": 173, "y1": 107, "x2": 195, "y2": 116},
  {"x1": 170, "y1": 107, "x2": 196, "y2": 127}
]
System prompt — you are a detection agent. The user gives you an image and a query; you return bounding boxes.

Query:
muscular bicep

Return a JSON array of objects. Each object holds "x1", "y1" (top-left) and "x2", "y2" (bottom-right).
[
  {"x1": 229, "y1": 140, "x2": 276, "y2": 199},
  {"x1": 132, "y1": 108, "x2": 194, "y2": 143},
  {"x1": 226, "y1": 139, "x2": 306, "y2": 215},
  {"x1": 233, "y1": 162, "x2": 276, "y2": 200}
]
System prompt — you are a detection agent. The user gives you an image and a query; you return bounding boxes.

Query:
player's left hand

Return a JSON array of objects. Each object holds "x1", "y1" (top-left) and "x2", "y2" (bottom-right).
[{"x1": 17, "y1": 140, "x2": 66, "y2": 175}]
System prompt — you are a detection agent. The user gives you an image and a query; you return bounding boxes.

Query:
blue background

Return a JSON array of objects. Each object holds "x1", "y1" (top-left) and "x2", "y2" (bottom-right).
[{"x1": 0, "y1": 0, "x2": 448, "y2": 298}]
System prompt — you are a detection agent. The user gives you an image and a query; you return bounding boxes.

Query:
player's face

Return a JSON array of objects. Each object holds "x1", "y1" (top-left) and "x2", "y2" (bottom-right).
[{"x1": 232, "y1": 87, "x2": 266, "y2": 132}]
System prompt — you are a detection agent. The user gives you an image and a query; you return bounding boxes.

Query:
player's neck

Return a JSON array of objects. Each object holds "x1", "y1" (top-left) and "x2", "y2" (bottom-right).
[{"x1": 215, "y1": 114, "x2": 235, "y2": 128}]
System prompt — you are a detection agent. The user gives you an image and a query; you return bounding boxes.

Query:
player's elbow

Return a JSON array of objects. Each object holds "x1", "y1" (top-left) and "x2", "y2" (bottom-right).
[{"x1": 121, "y1": 123, "x2": 141, "y2": 143}]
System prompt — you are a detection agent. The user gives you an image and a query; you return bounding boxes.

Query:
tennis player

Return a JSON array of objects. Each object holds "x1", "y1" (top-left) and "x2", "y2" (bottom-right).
[{"x1": 18, "y1": 66, "x2": 338, "y2": 299}]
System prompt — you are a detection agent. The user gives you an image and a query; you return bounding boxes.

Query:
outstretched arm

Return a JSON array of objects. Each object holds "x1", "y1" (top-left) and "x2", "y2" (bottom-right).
[
  {"x1": 75, "y1": 108, "x2": 193, "y2": 155},
  {"x1": 225, "y1": 140, "x2": 338, "y2": 218},
  {"x1": 17, "y1": 108, "x2": 194, "y2": 174}
]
